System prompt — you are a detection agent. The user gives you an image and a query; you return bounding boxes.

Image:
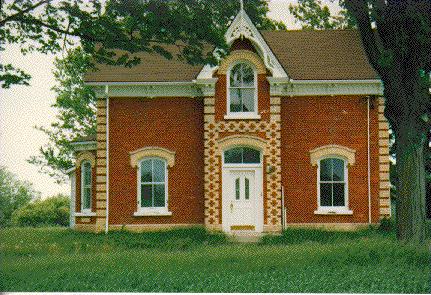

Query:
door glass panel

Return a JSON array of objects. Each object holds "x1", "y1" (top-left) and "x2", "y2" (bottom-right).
[
  {"x1": 243, "y1": 147, "x2": 260, "y2": 163},
  {"x1": 235, "y1": 178, "x2": 240, "y2": 200},
  {"x1": 245, "y1": 178, "x2": 250, "y2": 200},
  {"x1": 225, "y1": 148, "x2": 242, "y2": 163}
]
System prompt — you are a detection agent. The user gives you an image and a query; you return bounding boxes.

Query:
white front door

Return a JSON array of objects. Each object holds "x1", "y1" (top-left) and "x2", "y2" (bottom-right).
[{"x1": 227, "y1": 170, "x2": 256, "y2": 230}]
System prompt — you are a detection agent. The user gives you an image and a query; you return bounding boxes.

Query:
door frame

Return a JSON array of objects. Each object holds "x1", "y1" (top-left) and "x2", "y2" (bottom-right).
[{"x1": 222, "y1": 162, "x2": 263, "y2": 233}]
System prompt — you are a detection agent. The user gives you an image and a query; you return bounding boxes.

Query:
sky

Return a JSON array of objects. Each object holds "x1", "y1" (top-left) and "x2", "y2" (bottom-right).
[{"x1": 0, "y1": 0, "x2": 340, "y2": 198}]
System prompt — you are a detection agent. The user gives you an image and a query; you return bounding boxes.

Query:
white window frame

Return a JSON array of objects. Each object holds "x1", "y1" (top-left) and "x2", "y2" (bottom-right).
[
  {"x1": 225, "y1": 61, "x2": 260, "y2": 120},
  {"x1": 222, "y1": 146, "x2": 262, "y2": 169},
  {"x1": 80, "y1": 160, "x2": 93, "y2": 214},
  {"x1": 134, "y1": 157, "x2": 171, "y2": 216},
  {"x1": 314, "y1": 156, "x2": 353, "y2": 215}
]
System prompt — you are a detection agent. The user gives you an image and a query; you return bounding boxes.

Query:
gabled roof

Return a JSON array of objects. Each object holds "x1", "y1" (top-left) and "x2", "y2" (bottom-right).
[{"x1": 84, "y1": 8, "x2": 379, "y2": 84}]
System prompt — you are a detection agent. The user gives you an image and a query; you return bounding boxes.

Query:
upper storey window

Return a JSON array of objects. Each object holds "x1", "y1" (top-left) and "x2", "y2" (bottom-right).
[{"x1": 227, "y1": 62, "x2": 258, "y2": 118}]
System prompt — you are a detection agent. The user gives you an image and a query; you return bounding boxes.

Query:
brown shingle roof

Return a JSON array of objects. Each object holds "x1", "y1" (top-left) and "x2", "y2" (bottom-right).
[
  {"x1": 260, "y1": 30, "x2": 379, "y2": 80},
  {"x1": 84, "y1": 30, "x2": 379, "y2": 83}
]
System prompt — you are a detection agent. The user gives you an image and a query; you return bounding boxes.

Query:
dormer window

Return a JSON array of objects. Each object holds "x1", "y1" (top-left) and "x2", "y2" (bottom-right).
[{"x1": 226, "y1": 62, "x2": 258, "y2": 119}]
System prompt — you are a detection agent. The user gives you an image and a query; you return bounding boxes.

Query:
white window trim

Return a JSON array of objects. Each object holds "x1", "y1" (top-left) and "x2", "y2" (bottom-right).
[
  {"x1": 135, "y1": 157, "x2": 171, "y2": 216},
  {"x1": 314, "y1": 156, "x2": 352, "y2": 215},
  {"x1": 80, "y1": 160, "x2": 93, "y2": 213},
  {"x1": 225, "y1": 61, "x2": 259, "y2": 119}
]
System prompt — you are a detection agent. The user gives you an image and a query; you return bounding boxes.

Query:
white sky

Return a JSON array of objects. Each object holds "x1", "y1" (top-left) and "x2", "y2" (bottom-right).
[{"x1": 0, "y1": 0, "x2": 340, "y2": 198}]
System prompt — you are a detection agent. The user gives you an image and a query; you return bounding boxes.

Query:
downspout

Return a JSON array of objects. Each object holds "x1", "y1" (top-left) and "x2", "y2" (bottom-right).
[
  {"x1": 105, "y1": 85, "x2": 110, "y2": 234},
  {"x1": 367, "y1": 96, "x2": 372, "y2": 224}
]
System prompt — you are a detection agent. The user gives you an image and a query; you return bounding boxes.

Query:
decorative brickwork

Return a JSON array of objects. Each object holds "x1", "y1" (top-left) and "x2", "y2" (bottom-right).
[
  {"x1": 377, "y1": 97, "x2": 391, "y2": 218},
  {"x1": 203, "y1": 96, "x2": 282, "y2": 232},
  {"x1": 95, "y1": 98, "x2": 107, "y2": 232},
  {"x1": 218, "y1": 50, "x2": 267, "y2": 75}
]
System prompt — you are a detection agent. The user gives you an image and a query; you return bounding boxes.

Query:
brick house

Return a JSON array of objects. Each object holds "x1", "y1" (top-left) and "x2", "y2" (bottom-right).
[{"x1": 68, "y1": 9, "x2": 391, "y2": 233}]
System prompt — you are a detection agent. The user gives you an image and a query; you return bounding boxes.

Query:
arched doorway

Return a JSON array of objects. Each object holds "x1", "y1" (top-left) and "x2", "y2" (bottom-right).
[{"x1": 221, "y1": 146, "x2": 263, "y2": 232}]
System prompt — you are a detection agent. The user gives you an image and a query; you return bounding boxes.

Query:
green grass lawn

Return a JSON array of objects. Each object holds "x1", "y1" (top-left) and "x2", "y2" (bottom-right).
[{"x1": 0, "y1": 226, "x2": 429, "y2": 293}]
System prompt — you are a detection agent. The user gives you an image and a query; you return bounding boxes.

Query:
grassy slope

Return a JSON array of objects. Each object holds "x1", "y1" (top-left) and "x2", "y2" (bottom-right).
[{"x1": 0, "y1": 227, "x2": 429, "y2": 293}]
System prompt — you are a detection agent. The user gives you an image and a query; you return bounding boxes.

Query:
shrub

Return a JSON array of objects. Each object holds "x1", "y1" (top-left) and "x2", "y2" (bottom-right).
[{"x1": 12, "y1": 195, "x2": 69, "y2": 227}]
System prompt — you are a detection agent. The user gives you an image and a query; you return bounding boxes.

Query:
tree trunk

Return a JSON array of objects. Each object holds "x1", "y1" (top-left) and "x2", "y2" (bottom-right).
[{"x1": 395, "y1": 121, "x2": 427, "y2": 243}]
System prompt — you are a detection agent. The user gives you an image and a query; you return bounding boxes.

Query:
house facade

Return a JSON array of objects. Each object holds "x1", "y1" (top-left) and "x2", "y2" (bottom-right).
[{"x1": 69, "y1": 9, "x2": 391, "y2": 233}]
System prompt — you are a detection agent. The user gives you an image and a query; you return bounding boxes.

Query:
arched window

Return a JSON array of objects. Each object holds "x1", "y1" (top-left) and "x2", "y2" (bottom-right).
[
  {"x1": 317, "y1": 157, "x2": 351, "y2": 214},
  {"x1": 224, "y1": 147, "x2": 261, "y2": 164},
  {"x1": 138, "y1": 158, "x2": 168, "y2": 210},
  {"x1": 228, "y1": 62, "x2": 257, "y2": 116},
  {"x1": 81, "y1": 160, "x2": 92, "y2": 212}
]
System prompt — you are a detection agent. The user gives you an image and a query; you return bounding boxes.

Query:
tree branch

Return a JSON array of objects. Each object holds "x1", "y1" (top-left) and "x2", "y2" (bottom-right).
[{"x1": 0, "y1": 0, "x2": 49, "y2": 27}]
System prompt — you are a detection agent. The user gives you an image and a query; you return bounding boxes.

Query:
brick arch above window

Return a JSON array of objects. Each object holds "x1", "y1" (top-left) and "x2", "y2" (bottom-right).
[
  {"x1": 129, "y1": 147, "x2": 175, "y2": 168},
  {"x1": 217, "y1": 135, "x2": 267, "y2": 152},
  {"x1": 309, "y1": 145, "x2": 356, "y2": 166},
  {"x1": 76, "y1": 151, "x2": 96, "y2": 167},
  {"x1": 218, "y1": 50, "x2": 267, "y2": 75}
]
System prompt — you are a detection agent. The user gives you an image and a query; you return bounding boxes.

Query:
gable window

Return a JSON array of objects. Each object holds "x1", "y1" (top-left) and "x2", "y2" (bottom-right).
[
  {"x1": 316, "y1": 157, "x2": 352, "y2": 215},
  {"x1": 227, "y1": 62, "x2": 258, "y2": 118},
  {"x1": 81, "y1": 161, "x2": 92, "y2": 212},
  {"x1": 136, "y1": 157, "x2": 171, "y2": 216}
]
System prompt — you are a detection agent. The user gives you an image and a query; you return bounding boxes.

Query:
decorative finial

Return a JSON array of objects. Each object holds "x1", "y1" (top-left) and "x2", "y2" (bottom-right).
[{"x1": 240, "y1": 0, "x2": 244, "y2": 11}]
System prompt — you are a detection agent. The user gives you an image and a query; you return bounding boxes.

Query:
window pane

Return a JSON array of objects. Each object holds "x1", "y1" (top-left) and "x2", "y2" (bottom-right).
[
  {"x1": 333, "y1": 183, "x2": 345, "y2": 206},
  {"x1": 240, "y1": 89, "x2": 255, "y2": 112},
  {"x1": 141, "y1": 160, "x2": 152, "y2": 182},
  {"x1": 245, "y1": 178, "x2": 250, "y2": 200},
  {"x1": 83, "y1": 163, "x2": 92, "y2": 186},
  {"x1": 242, "y1": 65, "x2": 254, "y2": 87},
  {"x1": 243, "y1": 147, "x2": 260, "y2": 163},
  {"x1": 320, "y1": 183, "x2": 332, "y2": 206},
  {"x1": 235, "y1": 178, "x2": 240, "y2": 200},
  {"x1": 153, "y1": 159, "x2": 165, "y2": 182},
  {"x1": 154, "y1": 184, "x2": 165, "y2": 207},
  {"x1": 230, "y1": 64, "x2": 242, "y2": 87},
  {"x1": 141, "y1": 184, "x2": 152, "y2": 207},
  {"x1": 332, "y1": 159, "x2": 345, "y2": 181},
  {"x1": 230, "y1": 88, "x2": 242, "y2": 112},
  {"x1": 320, "y1": 159, "x2": 332, "y2": 181},
  {"x1": 83, "y1": 188, "x2": 91, "y2": 209},
  {"x1": 225, "y1": 148, "x2": 242, "y2": 163}
]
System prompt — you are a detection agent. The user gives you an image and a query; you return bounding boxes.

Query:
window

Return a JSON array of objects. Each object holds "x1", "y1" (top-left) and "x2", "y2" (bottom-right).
[
  {"x1": 138, "y1": 158, "x2": 168, "y2": 211},
  {"x1": 228, "y1": 62, "x2": 257, "y2": 116},
  {"x1": 317, "y1": 157, "x2": 351, "y2": 214},
  {"x1": 81, "y1": 161, "x2": 92, "y2": 212},
  {"x1": 224, "y1": 147, "x2": 260, "y2": 164}
]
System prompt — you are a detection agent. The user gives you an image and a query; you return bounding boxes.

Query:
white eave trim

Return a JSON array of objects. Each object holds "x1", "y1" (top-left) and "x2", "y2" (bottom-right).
[
  {"x1": 88, "y1": 78, "x2": 218, "y2": 98},
  {"x1": 70, "y1": 140, "x2": 97, "y2": 151},
  {"x1": 267, "y1": 78, "x2": 384, "y2": 96}
]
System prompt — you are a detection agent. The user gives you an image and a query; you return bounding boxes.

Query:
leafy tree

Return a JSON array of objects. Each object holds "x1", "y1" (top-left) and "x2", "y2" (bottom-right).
[
  {"x1": 344, "y1": 0, "x2": 430, "y2": 243},
  {"x1": 12, "y1": 194, "x2": 70, "y2": 227},
  {"x1": 0, "y1": 0, "x2": 284, "y2": 89},
  {"x1": 289, "y1": 0, "x2": 356, "y2": 29},
  {"x1": 24, "y1": 1, "x2": 285, "y2": 182},
  {"x1": 0, "y1": 166, "x2": 40, "y2": 227},
  {"x1": 28, "y1": 47, "x2": 96, "y2": 183}
]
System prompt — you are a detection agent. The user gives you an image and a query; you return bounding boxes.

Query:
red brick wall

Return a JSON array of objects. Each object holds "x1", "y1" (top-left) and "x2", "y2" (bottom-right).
[
  {"x1": 280, "y1": 96, "x2": 380, "y2": 224},
  {"x1": 108, "y1": 97, "x2": 205, "y2": 225},
  {"x1": 75, "y1": 152, "x2": 97, "y2": 224}
]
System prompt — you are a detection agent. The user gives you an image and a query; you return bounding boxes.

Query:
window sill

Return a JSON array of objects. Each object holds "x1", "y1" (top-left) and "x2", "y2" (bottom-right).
[
  {"x1": 75, "y1": 212, "x2": 96, "y2": 217},
  {"x1": 314, "y1": 209, "x2": 353, "y2": 215},
  {"x1": 224, "y1": 114, "x2": 261, "y2": 120},
  {"x1": 133, "y1": 210, "x2": 172, "y2": 217}
]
